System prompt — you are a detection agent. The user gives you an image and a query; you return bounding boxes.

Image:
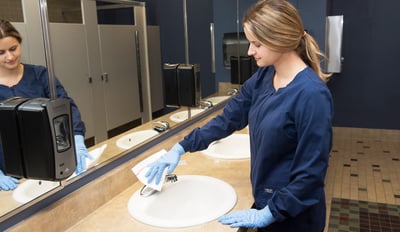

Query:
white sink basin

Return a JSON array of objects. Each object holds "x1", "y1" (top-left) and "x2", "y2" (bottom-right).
[
  {"x1": 128, "y1": 175, "x2": 237, "y2": 228},
  {"x1": 169, "y1": 109, "x2": 205, "y2": 123},
  {"x1": 13, "y1": 179, "x2": 60, "y2": 204},
  {"x1": 201, "y1": 134, "x2": 250, "y2": 159},
  {"x1": 116, "y1": 130, "x2": 159, "y2": 150},
  {"x1": 206, "y1": 96, "x2": 230, "y2": 105},
  {"x1": 12, "y1": 144, "x2": 109, "y2": 202}
]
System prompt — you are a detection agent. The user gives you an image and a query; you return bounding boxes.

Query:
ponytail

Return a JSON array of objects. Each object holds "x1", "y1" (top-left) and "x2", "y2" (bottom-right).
[{"x1": 297, "y1": 32, "x2": 332, "y2": 82}]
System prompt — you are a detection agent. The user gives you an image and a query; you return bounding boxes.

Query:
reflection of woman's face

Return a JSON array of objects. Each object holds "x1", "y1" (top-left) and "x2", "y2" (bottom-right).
[{"x1": 0, "y1": 36, "x2": 22, "y2": 71}]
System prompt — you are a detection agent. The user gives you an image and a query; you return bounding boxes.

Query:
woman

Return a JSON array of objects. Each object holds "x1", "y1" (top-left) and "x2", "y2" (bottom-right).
[
  {"x1": 146, "y1": 0, "x2": 333, "y2": 231},
  {"x1": 0, "y1": 19, "x2": 91, "y2": 191}
]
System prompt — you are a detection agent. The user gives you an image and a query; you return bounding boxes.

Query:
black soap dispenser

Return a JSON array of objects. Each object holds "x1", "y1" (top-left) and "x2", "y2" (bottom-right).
[
  {"x1": 0, "y1": 97, "x2": 76, "y2": 181},
  {"x1": 17, "y1": 98, "x2": 76, "y2": 180},
  {"x1": 163, "y1": 63, "x2": 180, "y2": 107},
  {"x1": 177, "y1": 64, "x2": 201, "y2": 107},
  {"x1": 0, "y1": 97, "x2": 29, "y2": 177}
]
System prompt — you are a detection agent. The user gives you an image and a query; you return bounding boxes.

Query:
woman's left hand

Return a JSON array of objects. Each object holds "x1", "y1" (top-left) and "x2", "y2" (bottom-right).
[
  {"x1": 74, "y1": 135, "x2": 93, "y2": 174},
  {"x1": 218, "y1": 205, "x2": 275, "y2": 229}
]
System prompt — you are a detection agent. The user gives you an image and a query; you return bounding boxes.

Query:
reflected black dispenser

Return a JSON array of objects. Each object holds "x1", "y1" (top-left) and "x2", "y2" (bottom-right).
[
  {"x1": 163, "y1": 63, "x2": 179, "y2": 107},
  {"x1": 230, "y1": 56, "x2": 257, "y2": 84},
  {"x1": 0, "y1": 97, "x2": 76, "y2": 180},
  {"x1": 163, "y1": 63, "x2": 201, "y2": 107},
  {"x1": 0, "y1": 97, "x2": 29, "y2": 177},
  {"x1": 223, "y1": 32, "x2": 249, "y2": 68},
  {"x1": 177, "y1": 64, "x2": 200, "y2": 107}
]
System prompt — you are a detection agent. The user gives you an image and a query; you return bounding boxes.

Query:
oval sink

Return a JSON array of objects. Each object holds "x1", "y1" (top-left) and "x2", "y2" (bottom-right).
[
  {"x1": 116, "y1": 130, "x2": 159, "y2": 150},
  {"x1": 169, "y1": 109, "x2": 205, "y2": 123},
  {"x1": 206, "y1": 95, "x2": 230, "y2": 105},
  {"x1": 13, "y1": 180, "x2": 60, "y2": 204},
  {"x1": 201, "y1": 134, "x2": 250, "y2": 159},
  {"x1": 128, "y1": 175, "x2": 237, "y2": 228}
]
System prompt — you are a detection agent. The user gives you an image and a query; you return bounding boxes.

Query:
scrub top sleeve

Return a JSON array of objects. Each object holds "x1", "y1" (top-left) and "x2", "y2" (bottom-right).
[{"x1": 179, "y1": 70, "x2": 256, "y2": 153}]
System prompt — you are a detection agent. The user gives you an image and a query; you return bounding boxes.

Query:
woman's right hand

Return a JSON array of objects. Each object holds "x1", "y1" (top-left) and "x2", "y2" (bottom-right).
[{"x1": 145, "y1": 143, "x2": 185, "y2": 185}]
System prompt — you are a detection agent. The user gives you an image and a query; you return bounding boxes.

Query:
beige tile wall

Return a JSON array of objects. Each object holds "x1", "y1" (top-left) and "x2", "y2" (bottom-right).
[{"x1": 0, "y1": 0, "x2": 23, "y2": 22}]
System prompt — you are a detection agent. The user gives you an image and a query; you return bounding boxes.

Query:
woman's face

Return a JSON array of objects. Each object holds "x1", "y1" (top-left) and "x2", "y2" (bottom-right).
[
  {"x1": 244, "y1": 26, "x2": 282, "y2": 67},
  {"x1": 0, "y1": 36, "x2": 22, "y2": 71}
]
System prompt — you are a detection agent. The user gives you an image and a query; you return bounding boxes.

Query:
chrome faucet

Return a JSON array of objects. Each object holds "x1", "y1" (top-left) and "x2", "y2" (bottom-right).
[
  {"x1": 199, "y1": 100, "x2": 213, "y2": 109},
  {"x1": 227, "y1": 88, "x2": 239, "y2": 96},
  {"x1": 152, "y1": 120, "x2": 170, "y2": 132},
  {"x1": 140, "y1": 174, "x2": 178, "y2": 197}
]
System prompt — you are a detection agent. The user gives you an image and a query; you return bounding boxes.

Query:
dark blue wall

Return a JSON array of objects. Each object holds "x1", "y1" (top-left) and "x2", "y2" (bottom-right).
[
  {"x1": 327, "y1": 0, "x2": 400, "y2": 129},
  {"x1": 144, "y1": 0, "x2": 214, "y2": 98},
  {"x1": 144, "y1": 0, "x2": 327, "y2": 96},
  {"x1": 144, "y1": 0, "x2": 400, "y2": 130},
  {"x1": 291, "y1": 0, "x2": 327, "y2": 54}
]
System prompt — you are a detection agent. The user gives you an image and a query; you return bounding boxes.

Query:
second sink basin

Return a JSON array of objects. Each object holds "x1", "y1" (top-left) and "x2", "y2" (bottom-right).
[
  {"x1": 205, "y1": 95, "x2": 230, "y2": 105},
  {"x1": 169, "y1": 109, "x2": 205, "y2": 123},
  {"x1": 116, "y1": 130, "x2": 159, "y2": 150},
  {"x1": 201, "y1": 134, "x2": 250, "y2": 159},
  {"x1": 128, "y1": 175, "x2": 237, "y2": 228},
  {"x1": 13, "y1": 179, "x2": 60, "y2": 204}
]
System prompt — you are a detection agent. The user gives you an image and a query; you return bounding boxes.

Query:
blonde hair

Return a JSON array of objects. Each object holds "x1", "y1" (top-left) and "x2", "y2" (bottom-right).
[{"x1": 243, "y1": 0, "x2": 331, "y2": 82}]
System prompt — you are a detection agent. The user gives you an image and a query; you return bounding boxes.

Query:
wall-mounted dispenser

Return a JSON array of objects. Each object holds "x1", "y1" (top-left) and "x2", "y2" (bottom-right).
[
  {"x1": 325, "y1": 15, "x2": 344, "y2": 73},
  {"x1": 163, "y1": 63, "x2": 201, "y2": 108},
  {"x1": 223, "y1": 32, "x2": 249, "y2": 68},
  {"x1": 163, "y1": 63, "x2": 180, "y2": 107},
  {"x1": 0, "y1": 97, "x2": 76, "y2": 181},
  {"x1": 177, "y1": 64, "x2": 200, "y2": 107},
  {"x1": 0, "y1": 97, "x2": 29, "y2": 177},
  {"x1": 230, "y1": 56, "x2": 257, "y2": 85}
]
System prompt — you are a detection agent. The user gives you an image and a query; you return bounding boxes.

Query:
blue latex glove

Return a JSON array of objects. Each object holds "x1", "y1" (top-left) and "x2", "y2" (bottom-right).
[
  {"x1": 0, "y1": 169, "x2": 19, "y2": 191},
  {"x1": 145, "y1": 143, "x2": 185, "y2": 185},
  {"x1": 218, "y1": 205, "x2": 276, "y2": 229},
  {"x1": 74, "y1": 135, "x2": 93, "y2": 174}
]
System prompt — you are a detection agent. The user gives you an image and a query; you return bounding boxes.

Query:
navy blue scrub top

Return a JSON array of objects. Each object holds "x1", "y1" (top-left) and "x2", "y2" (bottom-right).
[{"x1": 180, "y1": 66, "x2": 333, "y2": 231}]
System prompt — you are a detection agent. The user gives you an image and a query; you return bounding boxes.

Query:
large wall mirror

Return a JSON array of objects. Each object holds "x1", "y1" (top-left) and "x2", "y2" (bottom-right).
[{"x1": 0, "y1": 0, "x2": 247, "y2": 223}]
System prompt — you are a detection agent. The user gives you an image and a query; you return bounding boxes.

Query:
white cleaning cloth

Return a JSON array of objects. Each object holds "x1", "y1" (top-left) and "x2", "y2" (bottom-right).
[{"x1": 132, "y1": 149, "x2": 168, "y2": 191}]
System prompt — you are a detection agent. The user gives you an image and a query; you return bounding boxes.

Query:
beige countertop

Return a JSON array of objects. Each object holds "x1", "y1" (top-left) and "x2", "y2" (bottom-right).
[
  {"x1": 65, "y1": 110, "x2": 253, "y2": 232},
  {"x1": 7, "y1": 92, "x2": 254, "y2": 232}
]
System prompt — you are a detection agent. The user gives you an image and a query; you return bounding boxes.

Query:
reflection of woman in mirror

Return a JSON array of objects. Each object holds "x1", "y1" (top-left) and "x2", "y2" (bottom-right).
[
  {"x1": 146, "y1": 0, "x2": 333, "y2": 231},
  {"x1": 0, "y1": 19, "x2": 92, "y2": 191}
]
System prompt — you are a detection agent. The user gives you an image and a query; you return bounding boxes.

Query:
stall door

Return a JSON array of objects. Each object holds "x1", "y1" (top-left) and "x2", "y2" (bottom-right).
[
  {"x1": 98, "y1": 25, "x2": 142, "y2": 131},
  {"x1": 50, "y1": 24, "x2": 96, "y2": 139}
]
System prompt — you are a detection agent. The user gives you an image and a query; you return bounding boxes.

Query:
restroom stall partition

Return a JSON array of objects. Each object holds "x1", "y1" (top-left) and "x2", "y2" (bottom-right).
[{"x1": 53, "y1": 1, "x2": 155, "y2": 141}]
